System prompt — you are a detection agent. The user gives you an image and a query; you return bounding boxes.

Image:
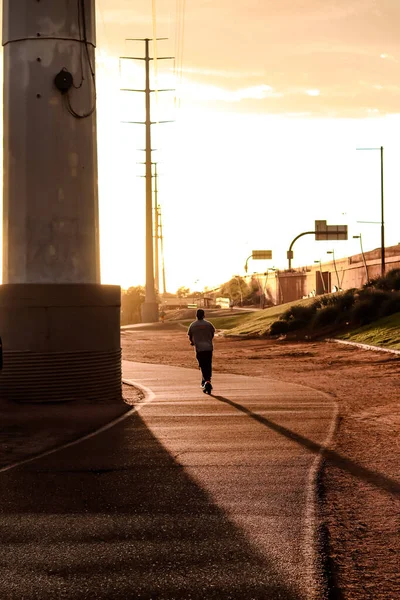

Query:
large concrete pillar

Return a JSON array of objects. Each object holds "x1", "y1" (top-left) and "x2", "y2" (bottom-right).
[
  {"x1": 3, "y1": 0, "x2": 99, "y2": 282},
  {"x1": 0, "y1": 0, "x2": 122, "y2": 403}
]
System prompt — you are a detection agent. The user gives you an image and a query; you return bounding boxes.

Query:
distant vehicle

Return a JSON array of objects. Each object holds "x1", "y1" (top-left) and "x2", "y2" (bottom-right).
[
  {"x1": 160, "y1": 296, "x2": 213, "y2": 309},
  {"x1": 215, "y1": 297, "x2": 231, "y2": 309}
]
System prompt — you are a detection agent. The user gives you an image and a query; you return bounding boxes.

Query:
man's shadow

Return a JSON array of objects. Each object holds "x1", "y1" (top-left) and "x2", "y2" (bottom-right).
[{"x1": 212, "y1": 394, "x2": 400, "y2": 496}]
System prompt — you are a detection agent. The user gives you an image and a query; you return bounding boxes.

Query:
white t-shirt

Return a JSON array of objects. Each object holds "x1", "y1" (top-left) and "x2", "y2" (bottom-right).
[{"x1": 188, "y1": 319, "x2": 215, "y2": 351}]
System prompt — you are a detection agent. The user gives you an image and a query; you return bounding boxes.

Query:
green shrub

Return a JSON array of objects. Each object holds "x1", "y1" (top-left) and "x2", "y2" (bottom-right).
[
  {"x1": 378, "y1": 294, "x2": 400, "y2": 318},
  {"x1": 311, "y1": 305, "x2": 341, "y2": 329},
  {"x1": 280, "y1": 309, "x2": 291, "y2": 321},
  {"x1": 331, "y1": 292, "x2": 356, "y2": 323},
  {"x1": 280, "y1": 302, "x2": 318, "y2": 322},
  {"x1": 319, "y1": 290, "x2": 356, "y2": 309},
  {"x1": 366, "y1": 268, "x2": 400, "y2": 291},
  {"x1": 287, "y1": 318, "x2": 308, "y2": 332},
  {"x1": 357, "y1": 288, "x2": 391, "y2": 307},
  {"x1": 336, "y1": 291, "x2": 356, "y2": 311},
  {"x1": 269, "y1": 320, "x2": 289, "y2": 336},
  {"x1": 319, "y1": 293, "x2": 342, "y2": 307},
  {"x1": 351, "y1": 299, "x2": 380, "y2": 326},
  {"x1": 383, "y1": 269, "x2": 400, "y2": 291}
]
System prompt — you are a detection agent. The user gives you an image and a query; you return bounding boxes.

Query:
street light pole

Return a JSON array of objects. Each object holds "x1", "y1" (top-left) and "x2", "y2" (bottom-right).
[
  {"x1": 327, "y1": 250, "x2": 340, "y2": 290},
  {"x1": 356, "y1": 146, "x2": 385, "y2": 276},
  {"x1": 314, "y1": 260, "x2": 326, "y2": 293},
  {"x1": 353, "y1": 234, "x2": 369, "y2": 284},
  {"x1": 380, "y1": 146, "x2": 385, "y2": 275}
]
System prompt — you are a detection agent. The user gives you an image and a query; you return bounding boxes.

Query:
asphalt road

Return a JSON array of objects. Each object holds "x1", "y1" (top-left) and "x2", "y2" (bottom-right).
[{"x1": 0, "y1": 361, "x2": 336, "y2": 600}]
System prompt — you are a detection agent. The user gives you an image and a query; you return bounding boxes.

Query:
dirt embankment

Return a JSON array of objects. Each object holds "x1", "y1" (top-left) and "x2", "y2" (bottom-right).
[{"x1": 122, "y1": 325, "x2": 400, "y2": 600}]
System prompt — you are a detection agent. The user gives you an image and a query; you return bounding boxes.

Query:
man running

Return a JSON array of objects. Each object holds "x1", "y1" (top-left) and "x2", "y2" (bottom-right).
[{"x1": 188, "y1": 309, "x2": 215, "y2": 393}]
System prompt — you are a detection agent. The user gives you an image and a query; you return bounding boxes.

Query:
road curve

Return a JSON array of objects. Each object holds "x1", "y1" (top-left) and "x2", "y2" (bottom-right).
[{"x1": 0, "y1": 361, "x2": 336, "y2": 600}]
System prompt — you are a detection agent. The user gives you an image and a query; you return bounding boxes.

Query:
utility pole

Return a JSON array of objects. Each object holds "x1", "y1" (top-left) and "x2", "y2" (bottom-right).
[
  {"x1": 143, "y1": 37, "x2": 157, "y2": 322},
  {"x1": 137, "y1": 158, "x2": 160, "y2": 292},
  {"x1": 159, "y1": 206, "x2": 167, "y2": 294},
  {"x1": 154, "y1": 162, "x2": 160, "y2": 292},
  {"x1": 121, "y1": 38, "x2": 173, "y2": 323}
]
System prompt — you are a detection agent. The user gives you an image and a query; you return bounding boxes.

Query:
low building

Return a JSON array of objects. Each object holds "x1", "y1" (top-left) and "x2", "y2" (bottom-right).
[{"x1": 160, "y1": 295, "x2": 214, "y2": 310}]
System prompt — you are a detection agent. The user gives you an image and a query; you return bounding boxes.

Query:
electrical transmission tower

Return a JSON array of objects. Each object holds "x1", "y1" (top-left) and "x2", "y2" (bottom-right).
[
  {"x1": 151, "y1": 163, "x2": 167, "y2": 294},
  {"x1": 158, "y1": 204, "x2": 167, "y2": 294},
  {"x1": 121, "y1": 38, "x2": 173, "y2": 322}
]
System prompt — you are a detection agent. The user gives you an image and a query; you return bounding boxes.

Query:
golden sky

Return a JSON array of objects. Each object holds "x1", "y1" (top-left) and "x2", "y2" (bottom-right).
[
  {"x1": 98, "y1": 0, "x2": 400, "y2": 117},
  {"x1": 2, "y1": 1, "x2": 396, "y2": 291},
  {"x1": 95, "y1": 0, "x2": 400, "y2": 292}
]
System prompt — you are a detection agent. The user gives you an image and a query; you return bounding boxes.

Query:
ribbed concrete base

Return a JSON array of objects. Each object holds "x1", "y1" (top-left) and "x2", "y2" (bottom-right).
[
  {"x1": 1, "y1": 350, "x2": 121, "y2": 403},
  {"x1": 0, "y1": 284, "x2": 122, "y2": 403}
]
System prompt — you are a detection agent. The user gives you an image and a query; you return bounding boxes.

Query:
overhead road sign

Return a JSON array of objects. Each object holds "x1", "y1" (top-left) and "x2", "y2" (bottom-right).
[
  {"x1": 252, "y1": 250, "x2": 272, "y2": 260},
  {"x1": 315, "y1": 220, "x2": 348, "y2": 241},
  {"x1": 287, "y1": 220, "x2": 348, "y2": 269}
]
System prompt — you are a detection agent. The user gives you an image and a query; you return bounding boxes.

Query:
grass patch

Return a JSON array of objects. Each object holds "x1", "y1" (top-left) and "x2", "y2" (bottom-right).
[
  {"x1": 205, "y1": 314, "x2": 252, "y2": 330},
  {"x1": 181, "y1": 313, "x2": 251, "y2": 330},
  {"x1": 338, "y1": 312, "x2": 400, "y2": 350},
  {"x1": 179, "y1": 273, "x2": 400, "y2": 351},
  {"x1": 224, "y1": 298, "x2": 317, "y2": 336}
]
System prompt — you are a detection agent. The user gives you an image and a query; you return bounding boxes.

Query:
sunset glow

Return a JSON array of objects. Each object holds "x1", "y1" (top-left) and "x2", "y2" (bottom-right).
[
  {"x1": 4, "y1": 1, "x2": 400, "y2": 292},
  {"x1": 92, "y1": 0, "x2": 400, "y2": 292}
]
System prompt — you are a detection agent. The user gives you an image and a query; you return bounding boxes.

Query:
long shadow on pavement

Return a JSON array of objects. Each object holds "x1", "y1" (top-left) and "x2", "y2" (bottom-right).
[
  {"x1": 0, "y1": 409, "x2": 307, "y2": 600},
  {"x1": 214, "y1": 395, "x2": 400, "y2": 496}
]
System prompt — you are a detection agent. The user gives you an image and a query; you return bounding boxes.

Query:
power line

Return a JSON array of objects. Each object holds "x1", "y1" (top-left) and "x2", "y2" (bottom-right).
[{"x1": 158, "y1": 204, "x2": 167, "y2": 294}]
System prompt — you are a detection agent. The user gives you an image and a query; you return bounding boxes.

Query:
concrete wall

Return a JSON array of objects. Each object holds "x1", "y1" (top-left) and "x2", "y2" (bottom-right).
[
  {"x1": 278, "y1": 245, "x2": 400, "y2": 303},
  {"x1": 245, "y1": 245, "x2": 400, "y2": 306}
]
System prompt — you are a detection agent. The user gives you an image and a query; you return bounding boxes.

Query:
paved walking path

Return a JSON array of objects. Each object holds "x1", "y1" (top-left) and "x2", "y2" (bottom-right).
[{"x1": 0, "y1": 361, "x2": 336, "y2": 600}]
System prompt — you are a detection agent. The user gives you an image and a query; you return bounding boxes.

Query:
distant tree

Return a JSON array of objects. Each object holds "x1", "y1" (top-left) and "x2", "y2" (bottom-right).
[
  {"x1": 220, "y1": 277, "x2": 249, "y2": 305},
  {"x1": 247, "y1": 276, "x2": 262, "y2": 305},
  {"x1": 176, "y1": 286, "x2": 190, "y2": 298},
  {"x1": 121, "y1": 286, "x2": 145, "y2": 325}
]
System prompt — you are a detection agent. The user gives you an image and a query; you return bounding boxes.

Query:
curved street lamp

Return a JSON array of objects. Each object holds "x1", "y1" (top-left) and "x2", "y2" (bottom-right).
[
  {"x1": 314, "y1": 260, "x2": 326, "y2": 293},
  {"x1": 327, "y1": 250, "x2": 340, "y2": 290},
  {"x1": 353, "y1": 234, "x2": 369, "y2": 284},
  {"x1": 356, "y1": 146, "x2": 385, "y2": 275},
  {"x1": 244, "y1": 255, "x2": 252, "y2": 274}
]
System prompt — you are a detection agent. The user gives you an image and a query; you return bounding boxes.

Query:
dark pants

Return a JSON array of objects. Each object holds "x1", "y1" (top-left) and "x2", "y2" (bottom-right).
[{"x1": 196, "y1": 350, "x2": 213, "y2": 382}]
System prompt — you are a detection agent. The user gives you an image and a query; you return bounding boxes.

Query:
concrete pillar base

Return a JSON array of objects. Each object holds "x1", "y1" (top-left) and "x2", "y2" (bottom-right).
[
  {"x1": 0, "y1": 284, "x2": 121, "y2": 403},
  {"x1": 141, "y1": 301, "x2": 159, "y2": 324}
]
